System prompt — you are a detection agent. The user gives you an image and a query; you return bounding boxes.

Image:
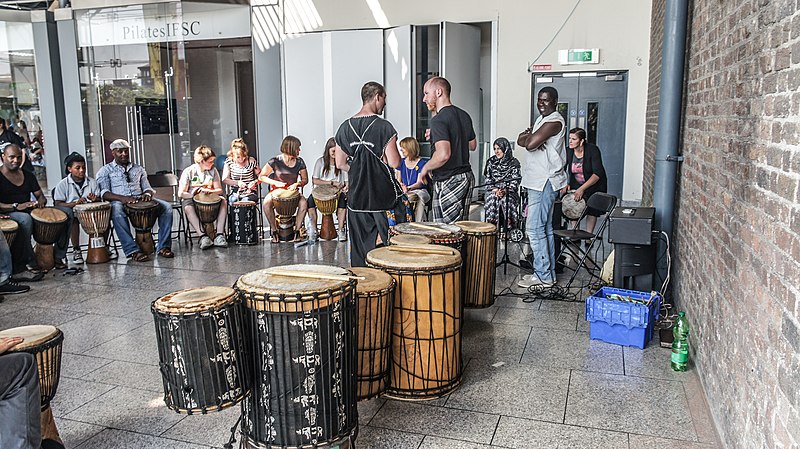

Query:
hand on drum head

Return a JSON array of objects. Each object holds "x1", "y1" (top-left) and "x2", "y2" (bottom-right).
[
  {"x1": 572, "y1": 189, "x2": 584, "y2": 202},
  {"x1": 87, "y1": 193, "x2": 98, "y2": 202},
  {"x1": 141, "y1": 192, "x2": 153, "y2": 202},
  {"x1": 0, "y1": 336, "x2": 23, "y2": 354}
]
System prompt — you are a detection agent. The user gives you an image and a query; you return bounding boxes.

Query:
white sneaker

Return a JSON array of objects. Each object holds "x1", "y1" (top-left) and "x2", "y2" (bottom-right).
[
  {"x1": 213, "y1": 234, "x2": 228, "y2": 248},
  {"x1": 199, "y1": 235, "x2": 213, "y2": 250},
  {"x1": 72, "y1": 249, "x2": 84, "y2": 264},
  {"x1": 338, "y1": 228, "x2": 347, "y2": 242},
  {"x1": 517, "y1": 274, "x2": 555, "y2": 289}
]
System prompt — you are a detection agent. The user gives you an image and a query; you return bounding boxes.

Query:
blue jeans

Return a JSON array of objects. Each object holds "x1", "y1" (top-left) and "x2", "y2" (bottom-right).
[
  {"x1": 111, "y1": 199, "x2": 173, "y2": 257},
  {"x1": 525, "y1": 180, "x2": 558, "y2": 282},
  {"x1": 0, "y1": 230, "x2": 11, "y2": 285},
  {"x1": 7, "y1": 212, "x2": 35, "y2": 272}
]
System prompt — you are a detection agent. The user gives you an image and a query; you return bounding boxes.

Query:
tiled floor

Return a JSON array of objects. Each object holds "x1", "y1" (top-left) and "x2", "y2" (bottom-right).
[{"x1": 0, "y1": 231, "x2": 722, "y2": 449}]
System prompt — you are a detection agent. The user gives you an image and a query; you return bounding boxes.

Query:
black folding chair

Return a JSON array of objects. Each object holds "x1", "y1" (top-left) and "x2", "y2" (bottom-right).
[
  {"x1": 147, "y1": 173, "x2": 187, "y2": 244},
  {"x1": 553, "y1": 192, "x2": 617, "y2": 288}
]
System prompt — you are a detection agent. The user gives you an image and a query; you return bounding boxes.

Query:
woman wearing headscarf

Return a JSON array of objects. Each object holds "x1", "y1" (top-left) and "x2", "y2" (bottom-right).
[{"x1": 483, "y1": 137, "x2": 521, "y2": 232}]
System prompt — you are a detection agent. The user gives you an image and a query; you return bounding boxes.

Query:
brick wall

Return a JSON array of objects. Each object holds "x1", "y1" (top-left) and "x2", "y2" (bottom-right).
[
  {"x1": 644, "y1": 1, "x2": 800, "y2": 448},
  {"x1": 642, "y1": 0, "x2": 665, "y2": 206}
]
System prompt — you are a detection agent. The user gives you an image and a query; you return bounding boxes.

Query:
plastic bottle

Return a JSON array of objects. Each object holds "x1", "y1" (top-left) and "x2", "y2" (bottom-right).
[{"x1": 671, "y1": 311, "x2": 690, "y2": 372}]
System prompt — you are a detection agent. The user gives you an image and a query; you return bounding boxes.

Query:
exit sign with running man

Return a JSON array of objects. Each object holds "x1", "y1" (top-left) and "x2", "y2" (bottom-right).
[{"x1": 558, "y1": 48, "x2": 600, "y2": 65}]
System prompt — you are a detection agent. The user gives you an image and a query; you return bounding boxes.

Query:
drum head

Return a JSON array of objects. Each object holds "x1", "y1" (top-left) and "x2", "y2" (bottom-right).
[
  {"x1": 74, "y1": 201, "x2": 111, "y2": 213},
  {"x1": 31, "y1": 207, "x2": 68, "y2": 223},
  {"x1": 153, "y1": 286, "x2": 236, "y2": 313},
  {"x1": 273, "y1": 188, "x2": 299, "y2": 200},
  {"x1": 455, "y1": 220, "x2": 497, "y2": 234},
  {"x1": 194, "y1": 193, "x2": 223, "y2": 205},
  {"x1": 367, "y1": 244, "x2": 461, "y2": 270},
  {"x1": 232, "y1": 200, "x2": 257, "y2": 207},
  {"x1": 125, "y1": 200, "x2": 159, "y2": 210},
  {"x1": 237, "y1": 264, "x2": 351, "y2": 296},
  {"x1": 0, "y1": 325, "x2": 59, "y2": 350},
  {"x1": 0, "y1": 218, "x2": 18, "y2": 233},
  {"x1": 350, "y1": 267, "x2": 394, "y2": 293},
  {"x1": 389, "y1": 234, "x2": 431, "y2": 246},
  {"x1": 393, "y1": 222, "x2": 463, "y2": 239},
  {"x1": 312, "y1": 184, "x2": 339, "y2": 201},
  {"x1": 561, "y1": 192, "x2": 587, "y2": 220}
]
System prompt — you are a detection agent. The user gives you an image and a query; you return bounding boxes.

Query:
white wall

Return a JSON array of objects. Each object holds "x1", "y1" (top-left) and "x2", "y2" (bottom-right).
[{"x1": 293, "y1": 0, "x2": 652, "y2": 201}]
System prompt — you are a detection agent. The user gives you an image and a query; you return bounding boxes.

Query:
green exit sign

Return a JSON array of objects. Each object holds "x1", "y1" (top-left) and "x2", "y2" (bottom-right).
[{"x1": 559, "y1": 48, "x2": 600, "y2": 65}]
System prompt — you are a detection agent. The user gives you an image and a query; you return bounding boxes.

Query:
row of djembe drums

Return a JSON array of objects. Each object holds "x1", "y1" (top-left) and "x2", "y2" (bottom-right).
[{"x1": 149, "y1": 221, "x2": 498, "y2": 448}]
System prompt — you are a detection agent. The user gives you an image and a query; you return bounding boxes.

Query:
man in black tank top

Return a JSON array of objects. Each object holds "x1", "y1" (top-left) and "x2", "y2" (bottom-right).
[
  {"x1": 419, "y1": 77, "x2": 477, "y2": 223},
  {"x1": 334, "y1": 82, "x2": 401, "y2": 267}
]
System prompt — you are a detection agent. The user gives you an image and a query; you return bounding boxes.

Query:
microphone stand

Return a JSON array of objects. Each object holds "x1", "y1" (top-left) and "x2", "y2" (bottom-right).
[{"x1": 475, "y1": 176, "x2": 522, "y2": 275}]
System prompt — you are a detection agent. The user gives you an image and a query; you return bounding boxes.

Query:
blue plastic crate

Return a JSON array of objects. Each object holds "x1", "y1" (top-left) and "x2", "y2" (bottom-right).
[{"x1": 585, "y1": 287, "x2": 661, "y2": 349}]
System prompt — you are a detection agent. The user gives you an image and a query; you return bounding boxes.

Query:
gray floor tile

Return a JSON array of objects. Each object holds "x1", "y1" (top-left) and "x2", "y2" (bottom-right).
[
  {"x1": 53, "y1": 417, "x2": 106, "y2": 449},
  {"x1": 492, "y1": 294, "x2": 540, "y2": 310},
  {"x1": 492, "y1": 416, "x2": 629, "y2": 449},
  {"x1": 161, "y1": 406, "x2": 240, "y2": 448},
  {"x1": 492, "y1": 307, "x2": 578, "y2": 331},
  {"x1": 565, "y1": 370, "x2": 698, "y2": 441},
  {"x1": 58, "y1": 314, "x2": 145, "y2": 354},
  {"x1": 462, "y1": 320, "x2": 531, "y2": 363},
  {"x1": 520, "y1": 328, "x2": 624, "y2": 374},
  {"x1": 0, "y1": 306, "x2": 86, "y2": 330},
  {"x1": 577, "y1": 317, "x2": 590, "y2": 333},
  {"x1": 623, "y1": 344, "x2": 686, "y2": 381},
  {"x1": 60, "y1": 354, "x2": 112, "y2": 380},
  {"x1": 538, "y1": 299, "x2": 586, "y2": 314},
  {"x1": 357, "y1": 425, "x2": 424, "y2": 449},
  {"x1": 65, "y1": 386, "x2": 185, "y2": 435},
  {"x1": 83, "y1": 323, "x2": 160, "y2": 365},
  {"x1": 50, "y1": 378, "x2": 116, "y2": 417},
  {"x1": 629, "y1": 435, "x2": 718, "y2": 449},
  {"x1": 464, "y1": 306, "x2": 499, "y2": 322},
  {"x1": 75, "y1": 428, "x2": 211, "y2": 449},
  {"x1": 358, "y1": 397, "x2": 386, "y2": 425},
  {"x1": 85, "y1": 360, "x2": 163, "y2": 392},
  {"x1": 420, "y1": 435, "x2": 494, "y2": 449},
  {"x1": 371, "y1": 401, "x2": 499, "y2": 444},
  {"x1": 446, "y1": 361, "x2": 569, "y2": 423}
]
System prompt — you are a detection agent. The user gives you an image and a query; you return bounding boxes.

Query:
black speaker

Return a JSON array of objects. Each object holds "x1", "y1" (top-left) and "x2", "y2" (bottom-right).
[
  {"x1": 608, "y1": 207, "x2": 655, "y2": 245},
  {"x1": 613, "y1": 240, "x2": 656, "y2": 291}
]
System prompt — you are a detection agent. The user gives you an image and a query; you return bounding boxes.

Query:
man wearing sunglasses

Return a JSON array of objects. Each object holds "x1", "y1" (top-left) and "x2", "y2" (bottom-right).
[{"x1": 96, "y1": 139, "x2": 175, "y2": 262}]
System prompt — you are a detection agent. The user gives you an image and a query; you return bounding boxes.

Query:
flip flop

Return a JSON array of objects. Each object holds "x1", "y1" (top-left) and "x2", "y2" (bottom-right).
[
  {"x1": 158, "y1": 248, "x2": 175, "y2": 258},
  {"x1": 129, "y1": 252, "x2": 149, "y2": 262}
]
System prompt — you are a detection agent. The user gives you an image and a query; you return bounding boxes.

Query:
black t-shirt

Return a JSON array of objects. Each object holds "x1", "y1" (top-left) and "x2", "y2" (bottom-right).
[
  {"x1": 429, "y1": 105, "x2": 475, "y2": 182},
  {"x1": 0, "y1": 169, "x2": 40, "y2": 204},
  {"x1": 268, "y1": 156, "x2": 306, "y2": 185},
  {"x1": 335, "y1": 115, "x2": 399, "y2": 212}
]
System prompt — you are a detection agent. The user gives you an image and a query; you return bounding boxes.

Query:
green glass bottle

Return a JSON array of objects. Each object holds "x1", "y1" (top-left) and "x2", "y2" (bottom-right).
[{"x1": 671, "y1": 311, "x2": 690, "y2": 372}]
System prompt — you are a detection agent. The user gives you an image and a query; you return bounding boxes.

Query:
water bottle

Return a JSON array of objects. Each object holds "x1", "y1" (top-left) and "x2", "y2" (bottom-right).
[{"x1": 671, "y1": 311, "x2": 690, "y2": 372}]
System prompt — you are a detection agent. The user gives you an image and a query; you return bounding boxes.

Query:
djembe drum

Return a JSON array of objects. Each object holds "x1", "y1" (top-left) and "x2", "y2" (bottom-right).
[
  {"x1": 312, "y1": 184, "x2": 340, "y2": 240},
  {"x1": 74, "y1": 201, "x2": 112, "y2": 264},
  {"x1": 272, "y1": 188, "x2": 300, "y2": 242},
  {"x1": 366, "y1": 245, "x2": 463, "y2": 400},
  {"x1": 31, "y1": 207, "x2": 68, "y2": 271},
  {"x1": 561, "y1": 191, "x2": 586, "y2": 220},
  {"x1": 350, "y1": 267, "x2": 395, "y2": 401},
  {"x1": 455, "y1": 221, "x2": 498, "y2": 308},
  {"x1": 0, "y1": 325, "x2": 64, "y2": 411},
  {"x1": 389, "y1": 234, "x2": 431, "y2": 247},
  {"x1": 0, "y1": 218, "x2": 18, "y2": 247},
  {"x1": 231, "y1": 201, "x2": 258, "y2": 245},
  {"x1": 193, "y1": 193, "x2": 223, "y2": 238},
  {"x1": 392, "y1": 221, "x2": 467, "y2": 284},
  {"x1": 235, "y1": 264, "x2": 358, "y2": 448},
  {"x1": 124, "y1": 200, "x2": 162, "y2": 254},
  {"x1": 151, "y1": 286, "x2": 250, "y2": 414}
]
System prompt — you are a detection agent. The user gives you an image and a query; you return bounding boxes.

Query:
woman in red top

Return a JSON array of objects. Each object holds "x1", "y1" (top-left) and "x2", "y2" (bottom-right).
[{"x1": 259, "y1": 135, "x2": 309, "y2": 243}]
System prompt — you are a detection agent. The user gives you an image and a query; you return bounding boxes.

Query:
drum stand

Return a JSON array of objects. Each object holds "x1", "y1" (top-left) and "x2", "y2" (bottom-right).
[{"x1": 222, "y1": 415, "x2": 242, "y2": 449}]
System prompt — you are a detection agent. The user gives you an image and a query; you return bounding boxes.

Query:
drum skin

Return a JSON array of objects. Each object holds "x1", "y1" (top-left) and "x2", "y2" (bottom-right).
[{"x1": 0, "y1": 218, "x2": 18, "y2": 247}]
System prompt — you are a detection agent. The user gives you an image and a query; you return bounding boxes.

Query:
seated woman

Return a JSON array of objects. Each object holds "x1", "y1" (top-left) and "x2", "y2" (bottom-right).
[
  {"x1": 259, "y1": 135, "x2": 309, "y2": 243},
  {"x1": 483, "y1": 137, "x2": 521, "y2": 234},
  {"x1": 566, "y1": 127, "x2": 607, "y2": 233},
  {"x1": 307, "y1": 137, "x2": 348, "y2": 242},
  {"x1": 178, "y1": 145, "x2": 228, "y2": 250},
  {"x1": 221, "y1": 138, "x2": 260, "y2": 204},
  {"x1": 396, "y1": 137, "x2": 430, "y2": 222}
]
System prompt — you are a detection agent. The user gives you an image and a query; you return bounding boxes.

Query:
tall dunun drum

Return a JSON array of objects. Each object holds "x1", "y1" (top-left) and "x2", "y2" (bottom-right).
[
  {"x1": 366, "y1": 245, "x2": 463, "y2": 400},
  {"x1": 349, "y1": 267, "x2": 395, "y2": 401},
  {"x1": 74, "y1": 201, "x2": 112, "y2": 264},
  {"x1": 312, "y1": 184, "x2": 339, "y2": 241},
  {"x1": 232, "y1": 200, "x2": 259, "y2": 245},
  {"x1": 455, "y1": 221, "x2": 498, "y2": 308},
  {"x1": 235, "y1": 265, "x2": 358, "y2": 448},
  {"x1": 125, "y1": 200, "x2": 162, "y2": 254},
  {"x1": 0, "y1": 218, "x2": 18, "y2": 247},
  {"x1": 151, "y1": 286, "x2": 250, "y2": 414},
  {"x1": 193, "y1": 193, "x2": 223, "y2": 238},
  {"x1": 0, "y1": 325, "x2": 64, "y2": 411},
  {"x1": 272, "y1": 188, "x2": 300, "y2": 242},
  {"x1": 31, "y1": 207, "x2": 68, "y2": 271}
]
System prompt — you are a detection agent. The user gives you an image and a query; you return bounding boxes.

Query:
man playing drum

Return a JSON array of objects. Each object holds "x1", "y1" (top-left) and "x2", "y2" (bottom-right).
[
  {"x1": 0, "y1": 144, "x2": 48, "y2": 279},
  {"x1": 52, "y1": 152, "x2": 102, "y2": 264},
  {"x1": 179, "y1": 145, "x2": 229, "y2": 250},
  {"x1": 96, "y1": 139, "x2": 175, "y2": 262},
  {"x1": 334, "y1": 81, "x2": 401, "y2": 267}
]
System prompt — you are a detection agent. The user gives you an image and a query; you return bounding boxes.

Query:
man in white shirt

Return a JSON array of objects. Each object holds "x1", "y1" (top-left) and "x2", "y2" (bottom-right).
[{"x1": 516, "y1": 86, "x2": 568, "y2": 287}]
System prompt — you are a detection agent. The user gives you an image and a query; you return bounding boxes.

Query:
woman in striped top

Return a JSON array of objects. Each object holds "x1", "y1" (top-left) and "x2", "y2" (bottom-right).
[{"x1": 222, "y1": 138, "x2": 261, "y2": 204}]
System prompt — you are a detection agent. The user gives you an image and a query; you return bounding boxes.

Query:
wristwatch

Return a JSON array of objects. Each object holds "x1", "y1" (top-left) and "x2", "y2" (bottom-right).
[{"x1": 11, "y1": 202, "x2": 18, "y2": 211}]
